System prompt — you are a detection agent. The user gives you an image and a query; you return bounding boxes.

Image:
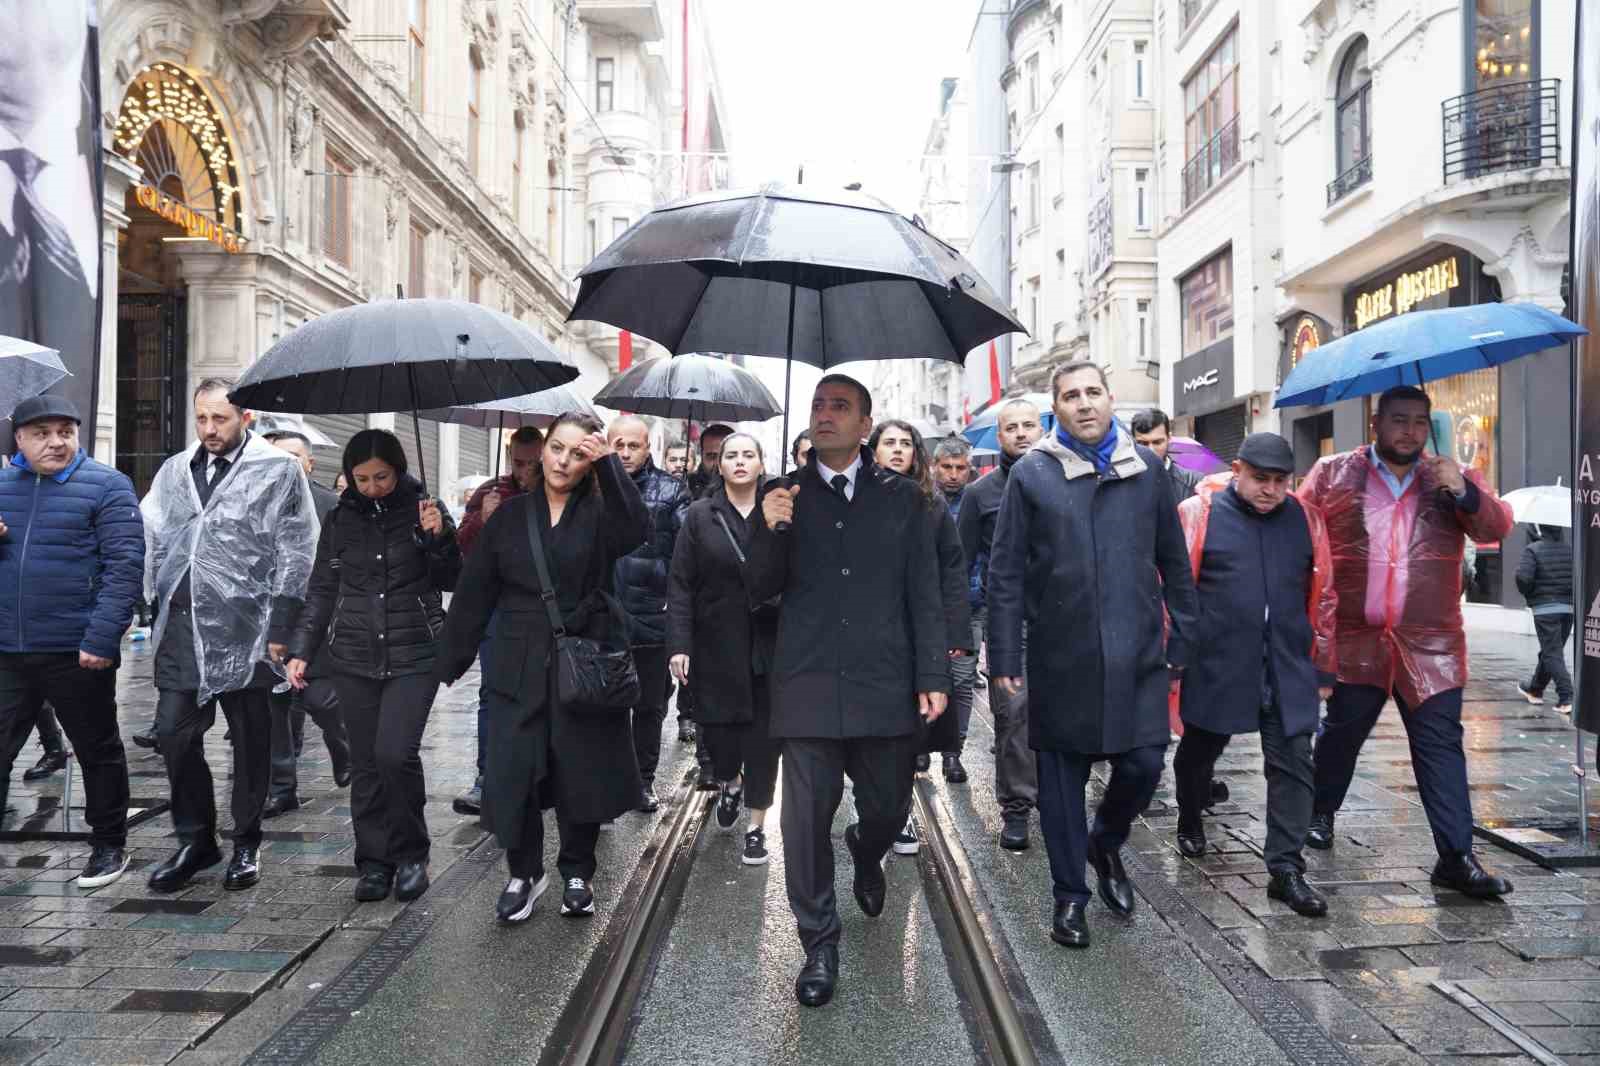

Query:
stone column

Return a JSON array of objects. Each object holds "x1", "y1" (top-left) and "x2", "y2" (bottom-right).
[
  {"x1": 172, "y1": 245, "x2": 261, "y2": 437},
  {"x1": 95, "y1": 150, "x2": 144, "y2": 464}
]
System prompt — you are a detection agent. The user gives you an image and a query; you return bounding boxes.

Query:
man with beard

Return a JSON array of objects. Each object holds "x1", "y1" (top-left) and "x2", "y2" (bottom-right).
[
  {"x1": 1298, "y1": 386, "x2": 1515, "y2": 898},
  {"x1": 956, "y1": 397, "x2": 1043, "y2": 849}
]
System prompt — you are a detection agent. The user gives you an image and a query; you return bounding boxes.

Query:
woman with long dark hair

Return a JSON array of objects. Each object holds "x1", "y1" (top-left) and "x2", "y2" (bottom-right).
[
  {"x1": 286, "y1": 429, "x2": 461, "y2": 903},
  {"x1": 437, "y1": 412, "x2": 649, "y2": 924},
  {"x1": 667, "y1": 432, "x2": 782, "y2": 865},
  {"x1": 867, "y1": 420, "x2": 973, "y2": 853}
]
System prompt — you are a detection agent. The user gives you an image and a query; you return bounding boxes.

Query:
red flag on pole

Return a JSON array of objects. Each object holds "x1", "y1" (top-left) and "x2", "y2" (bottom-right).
[
  {"x1": 963, "y1": 395, "x2": 971, "y2": 425},
  {"x1": 988, "y1": 341, "x2": 1002, "y2": 405},
  {"x1": 618, "y1": 330, "x2": 633, "y2": 371}
]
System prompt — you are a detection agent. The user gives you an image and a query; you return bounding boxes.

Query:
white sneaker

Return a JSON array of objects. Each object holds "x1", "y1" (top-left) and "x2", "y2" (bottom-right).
[{"x1": 893, "y1": 821, "x2": 920, "y2": 856}]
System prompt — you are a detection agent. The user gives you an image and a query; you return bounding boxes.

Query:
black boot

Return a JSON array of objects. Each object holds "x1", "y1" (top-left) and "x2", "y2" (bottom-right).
[
  {"x1": 794, "y1": 944, "x2": 839, "y2": 1007},
  {"x1": 1087, "y1": 838, "x2": 1135, "y2": 917},
  {"x1": 1051, "y1": 901, "x2": 1090, "y2": 947},
  {"x1": 1305, "y1": 811, "x2": 1335, "y2": 850},
  {"x1": 22, "y1": 750, "x2": 69, "y2": 781},
  {"x1": 1175, "y1": 812, "x2": 1206, "y2": 858}
]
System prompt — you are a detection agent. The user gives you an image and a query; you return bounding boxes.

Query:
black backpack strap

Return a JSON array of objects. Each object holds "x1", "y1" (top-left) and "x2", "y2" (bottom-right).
[{"x1": 522, "y1": 501, "x2": 567, "y2": 638}]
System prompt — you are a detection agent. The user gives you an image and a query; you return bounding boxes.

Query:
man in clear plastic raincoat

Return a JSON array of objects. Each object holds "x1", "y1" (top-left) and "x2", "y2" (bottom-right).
[
  {"x1": 1297, "y1": 385, "x2": 1515, "y2": 898},
  {"x1": 140, "y1": 379, "x2": 318, "y2": 894}
]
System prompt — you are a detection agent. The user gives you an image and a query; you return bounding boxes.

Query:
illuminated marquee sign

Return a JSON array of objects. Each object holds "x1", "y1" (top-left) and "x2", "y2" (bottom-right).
[
  {"x1": 1353, "y1": 256, "x2": 1460, "y2": 329},
  {"x1": 135, "y1": 185, "x2": 245, "y2": 253},
  {"x1": 1290, "y1": 316, "x2": 1322, "y2": 369}
]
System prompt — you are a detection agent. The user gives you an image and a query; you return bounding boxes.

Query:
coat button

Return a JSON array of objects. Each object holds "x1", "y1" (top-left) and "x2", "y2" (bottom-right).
[
  {"x1": 841, "y1": 568, "x2": 850, "y2": 576},
  {"x1": 379, "y1": 633, "x2": 386, "y2": 640},
  {"x1": 376, "y1": 554, "x2": 384, "y2": 560},
  {"x1": 836, "y1": 521, "x2": 844, "y2": 529},
  {"x1": 378, "y1": 593, "x2": 385, "y2": 599}
]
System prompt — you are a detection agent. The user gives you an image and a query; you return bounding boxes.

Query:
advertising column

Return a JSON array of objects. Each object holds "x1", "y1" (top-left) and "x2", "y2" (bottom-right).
[{"x1": 1574, "y1": 2, "x2": 1600, "y2": 733}]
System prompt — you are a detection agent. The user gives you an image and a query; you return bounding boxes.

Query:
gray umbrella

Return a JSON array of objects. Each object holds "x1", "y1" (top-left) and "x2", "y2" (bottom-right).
[
  {"x1": 418, "y1": 385, "x2": 598, "y2": 480},
  {"x1": 0, "y1": 336, "x2": 70, "y2": 424},
  {"x1": 592, "y1": 354, "x2": 780, "y2": 423}
]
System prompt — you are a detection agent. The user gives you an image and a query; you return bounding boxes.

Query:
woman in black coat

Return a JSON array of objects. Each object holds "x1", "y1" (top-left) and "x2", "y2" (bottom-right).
[
  {"x1": 286, "y1": 430, "x2": 461, "y2": 904},
  {"x1": 667, "y1": 432, "x2": 781, "y2": 865},
  {"x1": 436, "y1": 412, "x2": 648, "y2": 924}
]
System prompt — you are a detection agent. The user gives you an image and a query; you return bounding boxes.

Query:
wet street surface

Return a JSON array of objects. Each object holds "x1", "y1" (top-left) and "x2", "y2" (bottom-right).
[{"x1": 0, "y1": 624, "x2": 1593, "y2": 1064}]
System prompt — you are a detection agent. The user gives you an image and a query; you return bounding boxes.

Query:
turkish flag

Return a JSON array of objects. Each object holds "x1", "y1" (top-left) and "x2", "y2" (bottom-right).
[
  {"x1": 619, "y1": 330, "x2": 633, "y2": 371},
  {"x1": 963, "y1": 395, "x2": 971, "y2": 425},
  {"x1": 988, "y1": 341, "x2": 1001, "y2": 405}
]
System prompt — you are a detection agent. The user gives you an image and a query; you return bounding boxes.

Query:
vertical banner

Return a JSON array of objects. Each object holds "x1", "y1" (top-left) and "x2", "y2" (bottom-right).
[
  {"x1": 0, "y1": 1, "x2": 102, "y2": 443},
  {"x1": 1574, "y1": 0, "x2": 1600, "y2": 733}
]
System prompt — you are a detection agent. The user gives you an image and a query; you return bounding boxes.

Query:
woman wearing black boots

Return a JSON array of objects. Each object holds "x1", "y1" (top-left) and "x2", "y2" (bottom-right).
[
  {"x1": 287, "y1": 430, "x2": 461, "y2": 903},
  {"x1": 437, "y1": 413, "x2": 649, "y2": 924}
]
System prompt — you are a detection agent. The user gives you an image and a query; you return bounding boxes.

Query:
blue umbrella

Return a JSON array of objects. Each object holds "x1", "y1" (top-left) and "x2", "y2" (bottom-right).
[
  {"x1": 961, "y1": 392, "x2": 1055, "y2": 450},
  {"x1": 1275, "y1": 302, "x2": 1586, "y2": 409}
]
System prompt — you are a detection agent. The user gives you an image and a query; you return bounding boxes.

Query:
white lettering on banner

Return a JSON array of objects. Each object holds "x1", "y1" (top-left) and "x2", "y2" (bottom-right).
[
  {"x1": 1183, "y1": 369, "x2": 1220, "y2": 394},
  {"x1": 1587, "y1": 586, "x2": 1600, "y2": 661}
]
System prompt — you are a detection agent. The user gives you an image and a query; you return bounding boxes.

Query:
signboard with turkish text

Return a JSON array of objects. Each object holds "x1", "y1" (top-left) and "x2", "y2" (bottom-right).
[{"x1": 1573, "y1": 1, "x2": 1600, "y2": 733}]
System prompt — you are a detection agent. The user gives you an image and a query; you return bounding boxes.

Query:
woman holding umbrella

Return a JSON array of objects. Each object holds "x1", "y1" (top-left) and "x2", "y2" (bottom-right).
[
  {"x1": 436, "y1": 412, "x2": 649, "y2": 924},
  {"x1": 286, "y1": 430, "x2": 462, "y2": 903},
  {"x1": 667, "y1": 432, "x2": 783, "y2": 865}
]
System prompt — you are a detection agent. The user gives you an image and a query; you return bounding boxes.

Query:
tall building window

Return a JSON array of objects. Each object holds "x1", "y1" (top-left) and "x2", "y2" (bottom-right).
[
  {"x1": 1331, "y1": 37, "x2": 1372, "y2": 203},
  {"x1": 468, "y1": 47, "x2": 483, "y2": 177},
  {"x1": 408, "y1": 222, "x2": 428, "y2": 298},
  {"x1": 469, "y1": 269, "x2": 483, "y2": 304},
  {"x1": 1136, "y1": 299, "x2": 1151, "y2": 363},
  {"x1": 1028, "y1": 278, "x2": 1040, "y2": 336},
  {"x1": 1179, "y1": 248, "x2": 1234, "y2": 356},
  {"x1": 323, "y1": 149, "x2": 352, "y2": 267},
  {"x1": 1181, "y1": 27, "x2": 1240, "y2": 207},
  {"x1": 1469, "y1": 0, "x2": 1536, "y2": 88},
  {"x1": 1025, "y1": 162, "x2": 1040, "y2": 229},
  {"x1": 596, "y1": 57, "x2": 614, "y2": 112},
  {"x1": 1132, "y1": 40, "x2": 1148, "y2": 100},
  {"x1": 1025, "y1": 54, "x2": 1040, "y2": 114},
  {"x1": 1133, "y1": 167, "x2": 1149, "y2": 230},
  {"x1": 512, "y1": 114, "x2": 524, "y2": 223},
  {"x1": 408, "y1": 0, "x2": 426, "y2": 112}
]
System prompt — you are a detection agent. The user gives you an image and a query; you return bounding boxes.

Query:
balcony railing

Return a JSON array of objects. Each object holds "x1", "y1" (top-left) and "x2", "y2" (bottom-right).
[
  {"x1": 1441, "y1": 79, "x2": 1561, "y2": 183},
  {"x1": 1326, "y1": 154, "x2": 1373, "y2": 206},
  {"x1": 1181, "y1": 116, "x2": 1240, "y2": 209}
]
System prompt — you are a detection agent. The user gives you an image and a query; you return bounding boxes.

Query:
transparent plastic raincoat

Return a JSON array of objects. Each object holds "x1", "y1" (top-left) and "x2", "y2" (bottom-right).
[
  {"x1": 1297, "y1": 448, "x2": 1512, "y2": 708},
  {"x1": 141, "y1": 435, "x2": 319, "y2": 704}
]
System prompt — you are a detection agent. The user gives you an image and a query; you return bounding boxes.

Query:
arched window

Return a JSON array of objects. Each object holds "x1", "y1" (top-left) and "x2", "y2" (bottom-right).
[{"x1": 1331, "y1": 38, "x2": 1372, "y2": 201}]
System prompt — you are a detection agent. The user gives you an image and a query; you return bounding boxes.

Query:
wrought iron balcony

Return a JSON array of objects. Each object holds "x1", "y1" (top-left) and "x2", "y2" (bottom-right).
[
  {"x1": 1181, "y1": 116, "x2": 1240, "y2": 209},
  {"x1": 1441, "y1": 79, "x2": 1560, "y2": 183},
  {"x1": 1326, "y1": 154, "x2": 1373, "y2": 206}
]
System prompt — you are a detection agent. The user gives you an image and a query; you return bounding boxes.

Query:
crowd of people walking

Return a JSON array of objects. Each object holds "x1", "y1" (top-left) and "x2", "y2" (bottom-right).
[{"x1": 0, "y1": 359, "x2": 1543, "y2": 1010}]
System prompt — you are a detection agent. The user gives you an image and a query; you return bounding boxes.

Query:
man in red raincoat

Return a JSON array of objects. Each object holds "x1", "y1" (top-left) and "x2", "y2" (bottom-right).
[{"x1": 1298, "y1": 385, "x2": 1514, "y2": 898}]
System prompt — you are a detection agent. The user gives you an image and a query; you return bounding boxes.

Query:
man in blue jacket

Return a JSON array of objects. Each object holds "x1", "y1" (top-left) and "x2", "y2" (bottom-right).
[{"x1": 0, "y1": 395, "x2": 143, "y2": 887}]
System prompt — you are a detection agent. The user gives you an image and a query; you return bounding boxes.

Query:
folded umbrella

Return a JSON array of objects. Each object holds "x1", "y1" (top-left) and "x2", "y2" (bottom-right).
[{"x1": 0, "y1": 336, "x2": 70, "y2": 424}]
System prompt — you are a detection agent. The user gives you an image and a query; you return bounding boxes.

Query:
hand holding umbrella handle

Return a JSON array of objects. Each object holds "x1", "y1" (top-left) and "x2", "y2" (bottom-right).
[{"x1": 764, "y1": 478, "x2": 798, "y2": 533}]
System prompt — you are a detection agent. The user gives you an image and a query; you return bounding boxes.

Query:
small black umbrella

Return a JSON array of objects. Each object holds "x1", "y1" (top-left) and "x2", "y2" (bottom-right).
[
  {"x1": 231, "y1": 299, "x2": 578, "y2": 490},
  {"x1": 594, "y1": 354, "x2": 781, "y2": 472},
  {"x1": 418, "y1": 385, "x2": 598, "y2": 479}
]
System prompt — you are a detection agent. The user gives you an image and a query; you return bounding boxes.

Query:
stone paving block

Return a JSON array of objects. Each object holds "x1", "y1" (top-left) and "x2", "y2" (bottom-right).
[
  {"x1": 32, "y1": 1037, "x2": 187, "y2": 1065},
  {"x1": 1521, "y1": 1026, "x2": 1600, "y2": 1054},
  {"x1": 136, "y1": 1012, "x2": 226, "y2": 1042},
  {"x1": 12, "y1": 1010, "x2": 162, "y2": 1037},
  {"x1": 0, "y1": 988, "x2": 131, "y2": 1012},
  {"x1": 24, "y1": 913, "x2": 144, "y2": 931},
  {"x1": 1389, "y1": 1024, "x2": 1521, "y2": 1056},
  {"x1": 200, "y1": 970, "x2": 276, "y2": 995},
  {"x1": 218, "y1": 918, "x2": 332, "y2": 936},
  {"x1": 1501, "y1": 935, "x2": 1600, "y2": 959},
  {"x1": 174, "y1": 951, "x2": 292, "y2": 973},
  {"x1": 1282, "y1": 982, "x2": 1398, "y2": 1045},
  {"x1": 1552, "y1": 1002, "x2": 1600, "y2": 1024},
  {"x1": 0, "y1": 1016, "x2": 32, "y2": 1039},
  {"x1": 87, "y1": 969, "x2": 218, "y2": 992},
  {"x1": 0, "y1": 1039, "x2": 53, "y2": 1065},
  {"x1": 1224, "y1": 928, "x2": 1324, "y2": 980},
  {"x1": 126, "y1": 917, "x2": 237, "y2": 935},
  {"x1": 40, "y1": 931, "x2": 166, "y2": 950},
  {"x1": 1333, "y1": 925, "x2": 1444, "y2": 950},
  {"x1": 147, "y1": 934, "x2": 263, "y2": 953},
  {"x1": 1488, "y1": 1000, "x2": 1572, "y2": 1026},
  {"x1": 1454, "y1": 978, "x2": 1600, "y2": 1002},
  {"x1": 65, "y1": 950, "x2": 191, "y2": 971},
  {"x1": 0, "y1": 967, "x2": 106, "y2": 989},
  {"x1": 111, "y1": 990, "x2": 249, "y2": 1015}
]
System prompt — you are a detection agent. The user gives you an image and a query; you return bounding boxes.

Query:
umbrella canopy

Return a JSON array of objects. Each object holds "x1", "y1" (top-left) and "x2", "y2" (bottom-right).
[
  {"x1": 1501, "y1": 483, "x2": 1572, "y2": 528},
  {"x1": 0, "y1": 336, "x2": 69, "y2": 424},
  {"x1": 1170, "y1": 436, "x2": 1227, "y2": 475},
  {"x1": 1276, "y1": 302, "x2": 1586, "y2": 408},
  {"x1": 417, "y1": 385, "x2": 597, "y2": 430},
  {"x1": 569, "y1": 183, "x2": 1025, "y2": 369},
  {"x1": 593, "y1": 354, "x2": 781, "y2": 423},
  {"x1": 961, "y1": 392, "x2": 1054, "y2": 450},
  {"x1": 252, "y1": 413, "x2": 334, "y2": 447}
]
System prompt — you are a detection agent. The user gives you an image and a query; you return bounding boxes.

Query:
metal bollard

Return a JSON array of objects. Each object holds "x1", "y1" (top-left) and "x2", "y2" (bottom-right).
[{"x1": 60, "y1": 758, "x2": 73, "y2": 834}]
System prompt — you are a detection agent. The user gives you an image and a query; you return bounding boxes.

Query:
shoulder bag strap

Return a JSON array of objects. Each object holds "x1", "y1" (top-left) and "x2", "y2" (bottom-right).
[
  {"x1": 522, "y1": 501, "x2": 567, "y2": 637},
  {"x1": 712, "y1": 509, "x2": 747, "y2": 565}
]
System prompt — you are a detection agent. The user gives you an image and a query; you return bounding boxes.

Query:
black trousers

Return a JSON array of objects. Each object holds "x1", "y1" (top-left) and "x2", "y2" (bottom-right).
[
  {"x1": 156, "y1": 686, "x2": 272, "y2": 849},
  {"x1": 629, "y1": 646, "x2": 669, "y2": 786},
  {"x1": 0, "y1": 653, "x2": 129, "y2": 847},
  {"x1": 781, "y1": 734, "x2": 917, "y2": 951},
  {"x1": 1037, "y1": 744, "x2": 1164, "y2": 906},
  {"x1": 268, "y1": 678, "x2": 348, "y2": 803},
  {"x1": 1173, "y1": 702, "x2": 1313, "y2": 874},
  {"x1": 507, "y1": 817, "x2": 602, "y2": 883},
  {"x1": 699, "y1": 682, "x2": 781, "y2": 809},
  {"x1": 335, "y1": 673, "x2": 436, "y2": 872},
  {"x1": 1527, "y1": 614, "x2": 1575, "y2": 706},
  {"x1": 1313, "y1": 684, "x2": 1471, "y2": 856}
]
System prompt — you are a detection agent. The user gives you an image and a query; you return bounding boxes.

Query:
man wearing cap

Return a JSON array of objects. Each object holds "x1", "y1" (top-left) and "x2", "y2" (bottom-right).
[
  {"x1": 0, "y1": 395, "x2": 143, "y2": 887},
  {"x1": 1170, "y1": 433, "x2": 1337, "y2": 917}
]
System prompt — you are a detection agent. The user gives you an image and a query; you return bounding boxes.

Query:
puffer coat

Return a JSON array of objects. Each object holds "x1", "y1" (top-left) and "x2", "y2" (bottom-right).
[{"x1": 612, "y1": 460, "x2": 689, "y2": 645}]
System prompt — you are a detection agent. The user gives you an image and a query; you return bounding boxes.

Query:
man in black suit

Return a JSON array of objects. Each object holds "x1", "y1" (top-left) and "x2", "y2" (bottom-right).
[{"x1": 748, "y1": 374, "x2": 948, "y2": 1008}]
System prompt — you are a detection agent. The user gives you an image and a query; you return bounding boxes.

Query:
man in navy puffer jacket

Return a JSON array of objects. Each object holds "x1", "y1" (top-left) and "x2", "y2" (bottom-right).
[{"x1": 0, "y1": 396, "x2": 143, "y2": 888}]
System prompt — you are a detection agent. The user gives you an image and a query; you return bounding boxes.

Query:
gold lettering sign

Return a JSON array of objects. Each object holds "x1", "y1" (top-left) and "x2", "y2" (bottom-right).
[
  {"x1": 134, "y1": 185, "x2": 245, "y2": 254},
  {"x1": 1353, "y1": 256, "x2": 1459, "y2": 329}
]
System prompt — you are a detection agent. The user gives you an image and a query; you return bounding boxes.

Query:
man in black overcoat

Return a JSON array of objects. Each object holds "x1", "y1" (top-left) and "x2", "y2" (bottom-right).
[
  {"x1": 748, "y1": 374, "x2": 948, "y2": 1009},
  {"x1": 989, "y1": 362, "x2": 1197, "y2": 949}
]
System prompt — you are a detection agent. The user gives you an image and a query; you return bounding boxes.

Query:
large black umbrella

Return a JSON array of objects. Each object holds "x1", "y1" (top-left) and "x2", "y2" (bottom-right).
[
  {"x1": 418, "y1": 385, "x2": 598, "y2": 479},
  {"x1": 231, "y1": 299, "x2": 578, "y2": 489},
  {"x1": 568, "y1": 183, "x2": 1025, "y2": 469},
  {"x1": 594, "y1": 354, "x2": 781, "y2": 472}
]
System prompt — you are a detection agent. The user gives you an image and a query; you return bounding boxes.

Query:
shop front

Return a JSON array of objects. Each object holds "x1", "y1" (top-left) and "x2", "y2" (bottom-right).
[
  {"x1": 1276, "y1": 312, "x2": 1363, "y2": 477},
  {"x1": 1172, "y1": 339, "x2": 1249, "y2": 462}
]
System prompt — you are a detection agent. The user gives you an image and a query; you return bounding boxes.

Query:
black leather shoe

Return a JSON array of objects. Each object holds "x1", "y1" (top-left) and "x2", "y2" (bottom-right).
[
  {"x1": 1267, "y1": 870, "x2": 1328, "y2": 916},
  {"x1": 223, "y1": 847, "x2": 260, "y2": 890},
  {"x1": 1176, "y1": 817, "x2": 1207, "y2": 858},
  {"x1": 353, "y1": 869, "x2": 393, "y2": 902},
  {"x1": 1431, "y1": 852, "x2": 1513, "y2": 899},
  {"x1": 395, "y1": 861, "x2": 429, "y2": 902},
  {"x1": 794, "y1": 944, "x2": 839, "y2": 1007},
  {"x1": 695, "y1": 767, "x2": 718, "y2": 791},
  {"x1": 148, "y1": 843, "x2": 222, "y2": 892},
  {"x1": 1088, "y1": 838, "x2": 1135, "y2": 917},
  {"x1": 637, "y1": 787, "x2": 660, "y2": 814},
  {"x1": 942, "y1": 754, "x2": 968, "y2": 783},
  {"x1": 22, "y1": 750, "x2": 69, "y2": 781},
  {"x1": 452, "y1": 778, "x2": 483, "y2": 816},
  {"x1": 844, "y1": 824, "x2": 885, "y2": 918},
  {"x1": 914, "y1": 752, "x2": 931, "y2": 774},
  {"x1": 999, "y1": 815, "x2": 1030, "y2": 851},
  {"x1": 1306, "y1": 812, "x2": 1335, "y2": 851},
  {"x1": 130, "y1": 728, "x2": 158, "y2": 750},
  {"x1": 261, "y1": 795, "x2": 299, "y2": 820},
  {"x1": 1051, "y1": 901, "x2": 1090, "y2": 947},
  {"x1": 331, "y1": 748, "x2": 353, "y2": 789},
  {"x1": 1208, "y1": 779, "x2": 1230, "y2": 806}
]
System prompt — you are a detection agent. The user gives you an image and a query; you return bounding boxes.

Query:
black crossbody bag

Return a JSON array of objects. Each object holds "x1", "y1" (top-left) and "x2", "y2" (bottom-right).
[{"x1": 524, "y1": 503, "x2": 639, "y2": 713}]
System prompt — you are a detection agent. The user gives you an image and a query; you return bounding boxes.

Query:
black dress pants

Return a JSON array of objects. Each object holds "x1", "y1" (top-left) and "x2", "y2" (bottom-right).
[
  {"x1": 1527, "y1": 613, "x2": 1575, "y2": 706},
  {"x1": 0, "y1": 653, "x2": 129, "y2": 847},
  {"x1": 629, "y1": 646, "x2": 669, "y2": 787},
  {"x1": 1037, "y1": 744, "x2": 1165, "y2": 906},
  {"x1": 781, "y1": 734, "x2": 917, "y2": 951},
  {"x1": 156, "y1": 686, "x2": 272, "y2": 849},
  {"x1": 335, "y1": 673, "x2": 437, "y2": 873},
  {"x1": 268, "y1": 678, "x2": 349, "y2": 803},
  {"x1": 507, "y1": 817, "x2": 602, "y2": 884},
  {"x1": 699, "y1": 682, "x2": 782, "y2": 809}
]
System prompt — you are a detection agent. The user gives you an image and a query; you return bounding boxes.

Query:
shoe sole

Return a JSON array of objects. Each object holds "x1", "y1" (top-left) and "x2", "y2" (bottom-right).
[
  {"x1": 892, "y1": 841, "x2": 919, "y2": 855},
  {"x1": 999, "y1": 838, "x2": 1030, "y2": 851},
  {"x1": 452, "y1": 800, "x2": 482, "y2": 815},
  {"x1": 224, "y1": 874, "x2": 260, "y2": 891},
  {"x1": 1518, "y1": 688, "x2": 1544, "y2": 704},
  {"x1": 561, "y1": 899, "x2": 596, "y2": 916},
  {"x1": 741, "y1": 851, "x2": 770, "y2": 866},
  {"x1": 1050, "y1": 930, "x2": 1091, "y2": 948},
  {"x1": 77, "y1": 857, "x2": 130, "y2": 889},
  {"x1": 499, "y1": 875, "x2": 548, "y2": 923}
]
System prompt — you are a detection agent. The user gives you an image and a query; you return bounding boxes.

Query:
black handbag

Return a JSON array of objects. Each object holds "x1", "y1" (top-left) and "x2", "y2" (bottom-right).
[{"x1": 524, "y1": 501, "x2": 639, "y2": 713}]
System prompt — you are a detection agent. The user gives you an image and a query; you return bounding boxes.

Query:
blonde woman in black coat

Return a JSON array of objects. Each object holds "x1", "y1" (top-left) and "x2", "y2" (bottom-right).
[
  {"x1": 667, "y1": 432, "x2": 782, "y2": 865},
  {"x1": 436, "y1": 413, "x2": 649, "y2": 924}
]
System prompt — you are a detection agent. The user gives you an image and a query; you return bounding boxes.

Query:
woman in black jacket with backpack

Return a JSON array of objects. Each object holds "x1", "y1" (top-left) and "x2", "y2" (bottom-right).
[{"x1": 286, "y1": 430, "x2": 461, "y2": 904}]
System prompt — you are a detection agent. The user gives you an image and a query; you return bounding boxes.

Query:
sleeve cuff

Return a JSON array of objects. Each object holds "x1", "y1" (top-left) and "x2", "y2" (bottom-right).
[
  {"x1": 1453, "y1": 478, "x2": 1481, "y2": 514},
  {"x1": 917, "y1": 672, "x2": 951, "y2": 695}
]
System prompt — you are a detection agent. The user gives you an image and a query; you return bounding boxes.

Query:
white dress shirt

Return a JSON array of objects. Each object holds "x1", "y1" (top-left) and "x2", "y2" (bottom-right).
[{"x1": 814, "y1": 453, "x2": 863, "y2": 502}]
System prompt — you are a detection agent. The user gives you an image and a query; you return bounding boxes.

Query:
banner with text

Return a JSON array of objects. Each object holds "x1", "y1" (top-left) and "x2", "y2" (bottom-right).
[{"x1": 1574, "y1": 0, "x2": 1600, "y2": 733}]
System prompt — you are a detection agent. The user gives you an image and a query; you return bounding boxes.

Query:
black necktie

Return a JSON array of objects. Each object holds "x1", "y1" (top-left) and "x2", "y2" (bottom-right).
[
  {"x1": 0, "y1": 148, "x2": 87, "y2": 291},
  {"x1": 831, "y1": 473, "x2": 849, "y2": 500},
  {"x1": 208, "y1": 456, "x2": 230, "y2": 489}
]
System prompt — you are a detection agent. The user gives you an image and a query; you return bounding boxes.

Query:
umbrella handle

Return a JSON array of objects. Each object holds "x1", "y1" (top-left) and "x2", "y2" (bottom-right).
[
  {"x1": 408, "y1": 364, "x2": 428, "y2": 496},
  {"x1": 774, "y1": 286, "x2": 796, "y2": 532}
]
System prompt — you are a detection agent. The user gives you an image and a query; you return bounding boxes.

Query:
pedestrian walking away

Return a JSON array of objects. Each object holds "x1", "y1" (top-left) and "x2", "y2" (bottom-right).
[
  {"x1": 930, "y1": 434, "x2": 977, "y2": 783},
  {"x1": 609, "y1": 414, "x2": 691, "y2": 814},
  {"x1": 1297, "y1": 385, "x2": 1516, "y2": 898},
  {"x1": 956, "y1": 396, "x2": 1044, "y2": 850},
  {"x1": 262, "y1": 430, "x2": 351, "y2": 819},
  {"x1": 747, "y1": 374, "x2": 949, "y2": 1009},
  {"x1": 140, "y1": 379, "x2": 318, "y2": 893},
  {"x1": 437, "y1": 412, "x2": 648, "y2": 926},
  {"x1": 667, "y1": 432, "x2": 782, "y2": 867},
  {"x1": 286, "y1": 429, "x2": 461, "y2": 904},
  {"x1": 1171, "y1": 433, "x2": 1337, "y2": 918},
  {"x1": 1515, "y1": 524, "x2": 1574, "y2": 714},
  {"x1": 0, "y1": 395, "x2": 142, "y2": 888},
  {"x1": 453, "y1": 425, "x2": 543, "y2": 817},
  {"x1": 987, "y1": 361, "x2": 1198, "y2": 950}
]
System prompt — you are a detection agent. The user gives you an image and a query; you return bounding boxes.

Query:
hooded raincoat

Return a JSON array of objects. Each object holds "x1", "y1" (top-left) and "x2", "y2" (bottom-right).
[
  {"x1": 141, "y1": 434, "x2": 319, "y2": 704},
  {"x1": 1296, "y1": 448, "x2": 1512, "y2": 708}
]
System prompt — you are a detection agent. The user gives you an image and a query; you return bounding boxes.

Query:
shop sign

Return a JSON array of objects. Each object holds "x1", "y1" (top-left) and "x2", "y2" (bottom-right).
[
  {"x1": 1352, "y1": 255, "x2": 1460, "y2": 329},
  {"x1": 1172, "y1": 340, "x2": 1235, "y2": 418},
  {"x1": 135, "y1": 185, "x2": 245, "y2": 253},
  {"x1": 1290, "y1": 315, "x2": 1323, "y2": 369},
  {"x1": 1182, "y1": 368, "x2": 1220, "y2": 394}
]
